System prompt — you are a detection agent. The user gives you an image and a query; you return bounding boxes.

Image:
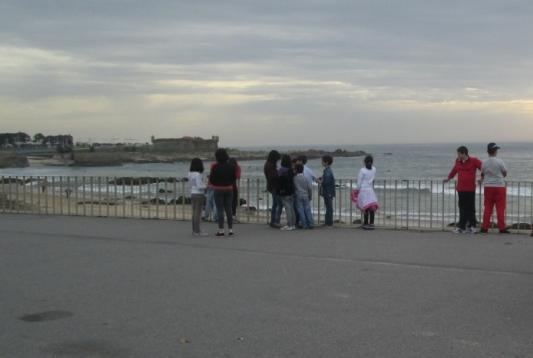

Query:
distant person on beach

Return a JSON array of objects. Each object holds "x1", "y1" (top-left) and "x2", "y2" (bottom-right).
[
  {"x1": 318, "y1": 155, "x2": 335, "y2": 227},
  {"x1": 264, "y1": 150, "x2": 282, "y2": 228},
  {"x1": 480, "y1": 143, "x2": 510, "y2": 234},
  {"x1": 209, "y1": 149, "x2": 236, "y2": 237},
  {"x1": 356, "y1": 155, "x2": 379, "y2": 230},
  {"x1": 443, "y1": 146, "x2": 482, "y2": 234},
  {"x1": 294, "y1": 163, "x2": 314, "y2": 229},
  {"x1": 277, "y1": 154, "x2": 296, "y2": 231},
  {"x1": 228, "y1": 158, "x2": 241, "y2": 221},
  {"x1": 189, "y1": 158, "x2": 207, "y2": 236}
]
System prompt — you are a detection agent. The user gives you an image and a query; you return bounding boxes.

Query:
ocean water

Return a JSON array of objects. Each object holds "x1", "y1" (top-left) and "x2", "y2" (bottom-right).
[{"x1": 2, "y1": 142, "x2": 532, "y2": 181}]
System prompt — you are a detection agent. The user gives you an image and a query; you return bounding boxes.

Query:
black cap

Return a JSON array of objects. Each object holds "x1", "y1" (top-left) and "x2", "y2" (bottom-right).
[{"x1": 487, "y1": 142, "x2": 500, "y2": 151}]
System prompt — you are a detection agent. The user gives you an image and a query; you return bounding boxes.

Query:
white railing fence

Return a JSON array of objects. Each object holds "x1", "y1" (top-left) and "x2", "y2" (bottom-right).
[{"x1": 1, "y1": 176, "x2": 532, "y2": 233}]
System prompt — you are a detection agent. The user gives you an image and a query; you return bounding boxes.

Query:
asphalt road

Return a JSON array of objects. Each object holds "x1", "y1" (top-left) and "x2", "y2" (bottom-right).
[{"x1": 1, "y1": 214, "x2": 532, "y2": 358}]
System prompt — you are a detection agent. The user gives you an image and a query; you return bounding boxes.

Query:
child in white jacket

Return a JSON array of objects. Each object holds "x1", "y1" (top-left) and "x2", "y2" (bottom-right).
[{"x1": 356, "y1": 155, "x2": 379, "y2": 230}]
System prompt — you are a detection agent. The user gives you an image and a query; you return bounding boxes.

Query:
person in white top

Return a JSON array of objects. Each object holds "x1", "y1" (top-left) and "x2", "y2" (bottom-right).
[
  {"x1": 480, "y1": 143, "x2": 510, "y2": 234},
  {"x1": 355, "y1": 155, "x2": 379, "y2": 230},
  {"x1": 188, "y1": 158, "x2": 208, "y2": 236}
]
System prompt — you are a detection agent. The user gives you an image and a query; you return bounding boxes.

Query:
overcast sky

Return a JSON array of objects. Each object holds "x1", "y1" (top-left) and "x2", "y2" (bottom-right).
[{"x1": 1, "y1": 0, "x2": 532, "y2": 146}]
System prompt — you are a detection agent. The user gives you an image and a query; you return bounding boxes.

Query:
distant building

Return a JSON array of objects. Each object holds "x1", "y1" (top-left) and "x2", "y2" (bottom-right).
[
  {"x1": 43, "y1": 135, "x2": 73, "y2": 148},
  {"x1": 151, "y1": 135, "x2": 219, "y2": 152}
]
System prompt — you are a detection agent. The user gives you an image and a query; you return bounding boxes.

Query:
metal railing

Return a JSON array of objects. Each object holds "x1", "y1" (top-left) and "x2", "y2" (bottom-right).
[{"x1": 1, "y1": 175, "x2": 532, "y2": 234}]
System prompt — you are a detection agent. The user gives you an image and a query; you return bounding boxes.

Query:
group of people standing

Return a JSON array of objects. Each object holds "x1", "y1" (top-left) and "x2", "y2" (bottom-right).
[
  {"x1": 444, "y1": 142, "x2": 509, "y2": 234},
  {"x1": 188, "y1": 149, "x2": 381, "y2": 236},
  {"x1": 263, "y1": 150, "x2": 379, "y2": 231},
  {"x1": 188, "y1": 142, "x2": 515, "y2": 237}
]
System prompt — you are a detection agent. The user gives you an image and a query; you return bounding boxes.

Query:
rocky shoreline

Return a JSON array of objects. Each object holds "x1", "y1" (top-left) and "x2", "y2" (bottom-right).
[{"x1": 1, "y1": 148, "x2": 367, "y2": 168}]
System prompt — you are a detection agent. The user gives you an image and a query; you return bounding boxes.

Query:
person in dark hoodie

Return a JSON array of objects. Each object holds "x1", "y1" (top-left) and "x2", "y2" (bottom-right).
[
  {"x1": 277, "y1": 154, "x2": 296, "y2": 231},
  {"x1": 264, "y1": 150, "x2": 282, "y2": 228},
  {"x1": 209, "y1": 148, "x2": 236, "y2": 237}
]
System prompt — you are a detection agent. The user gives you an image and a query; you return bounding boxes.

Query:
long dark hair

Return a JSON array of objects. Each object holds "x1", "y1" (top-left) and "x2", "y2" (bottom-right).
[
  {"x1": 215, "y1": 148, "x2": 229, "y2": 163},
  {"x1": 267, "y1": 150, "x2": 281, "y2": 164},
  {"x1": 190, "y1": 157, "x2": 204, "y2": 173},
  {"x1": 364, "y1": 155, "x2": 373, "y2": 170}
]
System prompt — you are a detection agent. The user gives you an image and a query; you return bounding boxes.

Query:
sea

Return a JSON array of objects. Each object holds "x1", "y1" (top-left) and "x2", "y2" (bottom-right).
[{"x1": 1, "y1": 142, "x2": 532, "y2": 181}]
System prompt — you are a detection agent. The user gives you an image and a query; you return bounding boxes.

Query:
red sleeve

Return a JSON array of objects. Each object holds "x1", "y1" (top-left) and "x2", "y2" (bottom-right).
[
  {"x1": 447, "y1": 162, "x2": 458, "y2": 180},
  {"x1": 475, "y1": 158, "x2": 482, "y2": 170}
]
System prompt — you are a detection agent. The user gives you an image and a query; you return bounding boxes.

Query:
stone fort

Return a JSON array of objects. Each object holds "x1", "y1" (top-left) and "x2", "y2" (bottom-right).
[{"x1": 151, "y1": 135, "x2": 219, "y2": 152}]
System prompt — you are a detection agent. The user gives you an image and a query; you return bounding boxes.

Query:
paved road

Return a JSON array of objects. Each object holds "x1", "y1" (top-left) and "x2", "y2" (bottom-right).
[{"x1": 1, "y1": 214, "x2": 532, "y2": 358}]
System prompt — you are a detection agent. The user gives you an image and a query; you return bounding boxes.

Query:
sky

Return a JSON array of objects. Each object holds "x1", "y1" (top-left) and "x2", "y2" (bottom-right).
[{"x1": 1, "y1": 0, "x2": 533, "y2": 147}]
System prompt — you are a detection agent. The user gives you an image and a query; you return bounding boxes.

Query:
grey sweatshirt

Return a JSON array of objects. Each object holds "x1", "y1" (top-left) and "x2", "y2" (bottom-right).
[{"x1": 293, "y1": 173, "x2": 313, "y2": 200}]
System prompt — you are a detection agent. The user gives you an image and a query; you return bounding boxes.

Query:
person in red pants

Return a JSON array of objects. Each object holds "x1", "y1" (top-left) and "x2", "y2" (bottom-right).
[{"x1": 480, "y1": 143, "x2": 510, "y2": 234}]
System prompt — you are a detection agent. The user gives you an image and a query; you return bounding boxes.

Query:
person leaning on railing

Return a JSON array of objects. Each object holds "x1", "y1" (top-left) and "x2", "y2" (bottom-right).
[{"x1": 443, "y1": 146, "x2": 482, "y2": 234}]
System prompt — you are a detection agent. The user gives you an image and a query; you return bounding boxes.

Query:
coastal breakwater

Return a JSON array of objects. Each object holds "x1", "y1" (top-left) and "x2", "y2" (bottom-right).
[{"x1": 1, "y1": 148, "x2": 367, "y2": 168}]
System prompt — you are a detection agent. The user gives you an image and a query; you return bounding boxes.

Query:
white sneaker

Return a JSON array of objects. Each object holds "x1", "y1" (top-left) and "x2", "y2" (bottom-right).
[
  {"x1": 452, "y1": 227, "x2": 465, "y2": 234},
  {"x1": 193, "y1": 232, "x2": 209, "y2": 237},
  {"x1": 468, "y1": 227, "x2": 478, "y2": 234},
  {"x1": 280, "y1": 225, "x2": 290, "y2": 231},
  {"x1": 286, "y1": 226, "x2": 296, "y2": 231}
]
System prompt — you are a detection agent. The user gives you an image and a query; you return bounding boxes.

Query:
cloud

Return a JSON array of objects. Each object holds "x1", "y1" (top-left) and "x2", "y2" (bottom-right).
[{"x1": 1, "y1": 0, "x2": 533, "y2": 145}]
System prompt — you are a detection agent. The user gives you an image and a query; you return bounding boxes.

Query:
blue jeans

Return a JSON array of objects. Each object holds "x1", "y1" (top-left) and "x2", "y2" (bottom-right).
[
  {"x1": 270, "y1": 193, "x2": 282, "y2": 224},
  {"x1": 204, "y1": 188, "x2": 217, "y2": 221},
  {"x1": 323, "y1": 196, "x2": 334, "y2": 226},
  {"x1": 295, "y1": 196, "x2": 314, "y2": 228}
]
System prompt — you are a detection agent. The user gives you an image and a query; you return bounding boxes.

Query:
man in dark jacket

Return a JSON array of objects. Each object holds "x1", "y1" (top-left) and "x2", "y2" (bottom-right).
[{"x1": 318, "y1": 155, "x2": 335, "y2": 227}]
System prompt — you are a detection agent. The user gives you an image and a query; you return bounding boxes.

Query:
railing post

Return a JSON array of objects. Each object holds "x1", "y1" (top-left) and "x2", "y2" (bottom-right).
[
  {"x1": 441, "y1": 180, "x2": 445, "y2": 230},
  {"x1": 394, "y1": 179, "x2": 398, "y2": 229},
  {"x1": 106, "y1": 176, "x2": 110, "y2": 218},
  {"x1": 173, "y1": 179, "x2": 177, "y2": 220},
  {"x1": 130, "y1": 179, "x2": 134, "y2": 218},
  {"x1": 517, "y1": 182, "x2": 521, "y2": 233},
  {"x1": 181, "y1": 180, "x2": 186, "y2": 220},
  {"x1": 256, "y1": 178, "x2": 260, "y2": 223}
]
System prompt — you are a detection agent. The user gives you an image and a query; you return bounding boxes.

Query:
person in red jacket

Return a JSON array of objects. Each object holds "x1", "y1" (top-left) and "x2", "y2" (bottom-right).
[{"x1": 443, "y1": 146, "x2": 482, "y2": 234}]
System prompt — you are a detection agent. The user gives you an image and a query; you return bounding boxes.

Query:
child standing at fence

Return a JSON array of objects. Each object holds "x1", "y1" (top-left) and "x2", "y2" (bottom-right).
[
  {"x1": 294, "y1": 163, "x2": 314, "y2": 229},
  {"x1": 189, "y1": 158, "x2": 208, "y2": 236},
  {"x1": 356, "y1": 155, "x2": 379, "y2": 230},
  {"x1": 318, "y1": 155, "x2": 335, "y2": 227}
]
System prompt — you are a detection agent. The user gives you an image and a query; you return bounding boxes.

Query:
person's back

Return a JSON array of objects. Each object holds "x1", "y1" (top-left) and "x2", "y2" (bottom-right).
[
  {"x1": 482, "y1": 157, "x2": 506, "y2": 187},
  {"x1": 210, "y1": 162, "x2": 235, "y2": 189},
  {"x1": 294, "y1": 173, "x2": 312, "y2": 200},
  {"x1": 277, "y1": 166, "x2": 295, "y2": 197},
  {"x1": 357, "y1": 166, "x2": 376, "y2": 189}
]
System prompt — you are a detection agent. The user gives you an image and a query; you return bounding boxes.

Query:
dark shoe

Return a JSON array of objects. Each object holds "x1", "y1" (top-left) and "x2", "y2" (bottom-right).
[
  {"x1": 215, "y1": 231, "x2": 225, "y2": 237},
  {"x1": 228, "y1": 230, "x2": 234, "y2": 237},
  {"x1": 499, "y1": 229, "x2": 511, "y2": 234},
  {"x1": 479, "y1": 228, "x2": 488, "y2": 234}
]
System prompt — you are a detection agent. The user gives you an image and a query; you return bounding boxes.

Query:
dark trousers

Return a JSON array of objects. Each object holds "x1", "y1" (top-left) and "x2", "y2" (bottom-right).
[
  {"x1": 323, "y1": 196, "x2": 334, "y2": 226},
  {"x1": 270, "y1": 193, "x2": 282, "y2": 224},
  {"x1": 214, "y1": 190, "x2": 233, "y2": 230},
  {"x1": 363, "y1": 210, "x2": 375, "y2": 225},
  {"x1": 457, "y1": 191, "x2": 476, "y2": 230}
]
